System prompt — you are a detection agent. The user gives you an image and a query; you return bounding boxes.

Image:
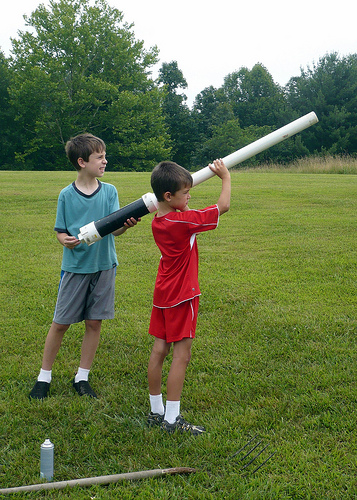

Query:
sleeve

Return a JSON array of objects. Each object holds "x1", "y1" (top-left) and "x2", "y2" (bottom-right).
[
  {"x1": 54, "y1": 191, "x2": 68, "y2": 233},
  {"x1": 109, "y1": 185, "x2": 120, "y2": 213},
  {"x1": 173, "y1": 205, "x2": 219, "y2": 235}
]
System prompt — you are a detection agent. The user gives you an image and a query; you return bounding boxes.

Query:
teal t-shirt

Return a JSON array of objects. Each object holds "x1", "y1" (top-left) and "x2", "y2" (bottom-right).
[{"x1": 54, "y1": 181, "x2": 120, "y2": 273}]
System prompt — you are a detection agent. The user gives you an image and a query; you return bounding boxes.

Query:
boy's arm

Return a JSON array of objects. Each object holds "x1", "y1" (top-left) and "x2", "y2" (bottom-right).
[{"x1": 208, "y1": 159, "x2": 231, "y2": 215}]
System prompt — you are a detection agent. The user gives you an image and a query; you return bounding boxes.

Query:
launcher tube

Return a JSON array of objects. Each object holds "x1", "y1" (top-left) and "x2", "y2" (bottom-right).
[
  {"x1": 78, "y1": 111, "x2": 318, "y2": 245},
  {"x1": 78, "y1": 192, "x2": 158, "y2": 245},
  {"x1": 191, "y1": 111, "x2": 318, "y2": 186}
]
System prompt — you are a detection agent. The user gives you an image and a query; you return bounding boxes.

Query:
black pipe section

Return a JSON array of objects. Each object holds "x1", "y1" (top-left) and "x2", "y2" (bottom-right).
[{"x1": 95, "y1": 197, "x2": 149, "y2": 237}]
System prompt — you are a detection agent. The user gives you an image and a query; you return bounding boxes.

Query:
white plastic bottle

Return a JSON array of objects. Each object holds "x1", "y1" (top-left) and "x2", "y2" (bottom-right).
[{"x1": 40, "y1": 438, "x2": 54, "y2": 481}]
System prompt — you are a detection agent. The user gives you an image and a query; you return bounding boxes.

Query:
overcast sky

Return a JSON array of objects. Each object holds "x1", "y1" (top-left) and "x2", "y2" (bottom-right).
[{"x1": 1, "y1": 0, "x2": 356, "y2": 106}]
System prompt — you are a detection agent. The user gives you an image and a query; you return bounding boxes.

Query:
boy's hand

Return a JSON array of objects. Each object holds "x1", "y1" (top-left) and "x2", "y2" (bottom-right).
[
  {"x1": 208, "y1": 158, "x2": 230, "y2": 179},
  {"x1": 211, "y1": 158, "x2": 231, "y2": 215},
  {"x1": 123, "y1": 217, "x2": 141, "y2": 228},
  {"x1": 62, "y1": 235, "x2": 81, "y2": 249}
]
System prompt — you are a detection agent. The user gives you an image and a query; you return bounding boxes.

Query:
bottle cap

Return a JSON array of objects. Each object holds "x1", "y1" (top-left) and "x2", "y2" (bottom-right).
[{"x1": 42, "y1": 439, "x2": 53, "y2": 448}]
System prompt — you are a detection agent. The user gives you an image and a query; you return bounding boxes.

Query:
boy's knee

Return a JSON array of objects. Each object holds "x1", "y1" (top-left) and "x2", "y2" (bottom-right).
[
  {"x1": 184, "y1": 351, "x2": 192, "y2": 366},
  {"x1": 173, "y1": 345, "x2": 192, "y2": 366},
  {"x1": 52, "y1": 322, "x2": 70, "y2": 335},
  {"x1": 158, "y1": 345, "x2": 171, "y2": 359},
  {"x1": 152, "y1": 339, "x2": 170, "y2": 359},
  {"x1": 85, "y1": 319, "x2": 102, "y2": 332}
]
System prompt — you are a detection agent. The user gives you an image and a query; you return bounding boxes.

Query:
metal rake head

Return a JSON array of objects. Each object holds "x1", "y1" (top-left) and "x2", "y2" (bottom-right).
[{"x1": 229, "y1": 435, "x2": 276, "y2": 476}]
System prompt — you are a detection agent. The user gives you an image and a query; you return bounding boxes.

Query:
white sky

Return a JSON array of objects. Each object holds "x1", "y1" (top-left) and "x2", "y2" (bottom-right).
[{"x1": 1, "y1": 0, "x2": 356, "y2": 106}]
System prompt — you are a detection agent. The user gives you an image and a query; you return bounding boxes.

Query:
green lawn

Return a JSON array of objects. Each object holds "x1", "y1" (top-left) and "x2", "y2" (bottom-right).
[{"x1": 0, "y1": 170, "x2": 356, "y2": 499}]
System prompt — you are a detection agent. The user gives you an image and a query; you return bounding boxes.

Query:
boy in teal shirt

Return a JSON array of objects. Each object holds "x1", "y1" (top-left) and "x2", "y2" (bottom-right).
[{"x1": 29, "y1": 133, "x2": 139, "y2": 399}]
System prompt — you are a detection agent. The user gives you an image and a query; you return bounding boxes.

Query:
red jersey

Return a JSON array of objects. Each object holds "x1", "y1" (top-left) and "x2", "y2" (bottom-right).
[{"x1": 152, "y1": 205, "x2": 219, "y2": 308}]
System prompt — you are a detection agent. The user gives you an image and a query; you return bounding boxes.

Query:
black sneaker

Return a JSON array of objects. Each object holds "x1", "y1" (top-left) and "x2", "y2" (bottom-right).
[
  {"x1": 147, "y1": 412, "x2": 165, "y2": 427},
  {"x1": 161, "y1": 415, "x2": 205, "y2": 435},
  {"x1": 72, "y1": 379, "x2": 97, "y2": 398},
  {"x1": 29, "y1": 381, "x2": 50, "y2": 400}
]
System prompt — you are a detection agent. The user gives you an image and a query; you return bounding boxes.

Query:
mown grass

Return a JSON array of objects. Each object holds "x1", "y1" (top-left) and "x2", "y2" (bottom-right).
[{"x1": 0, "y1": 162, "x2": 356, "y2": 499}]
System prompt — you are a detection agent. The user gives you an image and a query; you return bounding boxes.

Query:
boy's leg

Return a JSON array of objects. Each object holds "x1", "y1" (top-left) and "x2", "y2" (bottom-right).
[
  {"x1": 73, "y1": 319, "x2": 101, "y2": 398},
  {"x1": 72, "y1": 269, "x2": 115, "y2": 397},
  {"x1": 42, "y1": 322, "x2": 70, "y2": 370},
  {"x1": 148, "y1": 337, "x2": 171, "y2": 395},
  {"x1": 78, "y1": 319, "x2": 102, "y2": 370},
  {"x1": 165, "y1": 337, "x2": 192, "y2": 422},
  {"x1": 166, "y1": 338, "x2": 192, "y2": 401},
  {"x1": 29, "y1": 322, "x2": 70, "y2": 400},
  {"x1": 147, "y1": 338, "x2": 170, "y2": 425},
  {"x1": 163, "y1": 338, "x2": 205, "y2": 435}
]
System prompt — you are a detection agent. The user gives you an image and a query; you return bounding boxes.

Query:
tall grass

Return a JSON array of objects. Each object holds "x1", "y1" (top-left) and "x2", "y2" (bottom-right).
[
  {"x1": 243, "y1": 154, "x2": 357, "y2": 174},
  {"x1": 0, "y1": 164, "x2": 356, "y2": 499}
]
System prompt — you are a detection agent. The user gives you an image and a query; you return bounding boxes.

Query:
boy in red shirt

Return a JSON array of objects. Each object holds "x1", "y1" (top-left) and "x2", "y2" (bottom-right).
[{"x1": 147, "y1": 158, "x2": 231, "y2": 434}]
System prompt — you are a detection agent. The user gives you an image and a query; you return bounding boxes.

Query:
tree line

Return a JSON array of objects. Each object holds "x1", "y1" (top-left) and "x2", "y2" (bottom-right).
[{"x1": 1, "y1": 0, "x2": 356, "y2": 171}]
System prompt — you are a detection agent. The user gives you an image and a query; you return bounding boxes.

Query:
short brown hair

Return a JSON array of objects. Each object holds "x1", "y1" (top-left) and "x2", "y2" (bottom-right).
[
  {"x1": 65, "y1": 133, "x2": 106, "y2": 170},
  {"x1": 151, "y1": 161, "x2": 193, "y2": 201}
]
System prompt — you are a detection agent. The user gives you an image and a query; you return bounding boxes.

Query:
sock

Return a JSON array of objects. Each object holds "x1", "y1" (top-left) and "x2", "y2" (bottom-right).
[
  {"x1": 38, "y1": 369, "x2": 51, "y2": 384},
  {"x1": 75, "y1": 367, "x2": 90, "y2": 383},
  {"x1": 149, "y1": 394, "x2": 165, "y2": 415},
  {"x1": 164, "y1": 400, "x2": 180, "y2": 424}
]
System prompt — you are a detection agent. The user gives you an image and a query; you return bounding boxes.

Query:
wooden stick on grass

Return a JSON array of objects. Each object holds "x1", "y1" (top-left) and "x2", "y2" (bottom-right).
[{"x1": 0, "y1": 467, "x2": 196, "y2": 494}]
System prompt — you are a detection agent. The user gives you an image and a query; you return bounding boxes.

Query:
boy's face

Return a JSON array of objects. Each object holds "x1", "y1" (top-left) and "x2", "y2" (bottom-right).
[
  {"x1": 167, "y1": 185, "x2": 191, "y2": 211},
  {"x1": 78, "y1": 149, "x2": 107, "y2": 177}
]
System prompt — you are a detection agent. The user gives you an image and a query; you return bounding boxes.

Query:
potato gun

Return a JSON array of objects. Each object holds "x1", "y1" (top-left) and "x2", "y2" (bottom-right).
[{"x1": 78, "y1": 111, "x2": 318, "y2": 245}]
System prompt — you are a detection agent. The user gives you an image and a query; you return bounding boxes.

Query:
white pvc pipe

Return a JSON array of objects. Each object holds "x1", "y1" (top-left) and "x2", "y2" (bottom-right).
[{"x1": 191, "y1": 111, "x2": 318, "y2": 186}]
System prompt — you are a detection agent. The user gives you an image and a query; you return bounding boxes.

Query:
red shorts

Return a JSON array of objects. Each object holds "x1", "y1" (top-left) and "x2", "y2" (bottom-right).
[{"x1": 149, "y1": 297, "x2": 199, "y2": 343}]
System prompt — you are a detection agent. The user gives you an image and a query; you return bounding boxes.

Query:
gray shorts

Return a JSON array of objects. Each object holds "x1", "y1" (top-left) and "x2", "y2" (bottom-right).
[{"x1": 53, "y1": 268, "x2": 116, "y2": 325}]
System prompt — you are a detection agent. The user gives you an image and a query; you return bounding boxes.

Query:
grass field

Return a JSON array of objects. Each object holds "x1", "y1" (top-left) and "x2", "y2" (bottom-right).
[{"x1": 0, "y1": 165, "x2": 356, "y2": 499}]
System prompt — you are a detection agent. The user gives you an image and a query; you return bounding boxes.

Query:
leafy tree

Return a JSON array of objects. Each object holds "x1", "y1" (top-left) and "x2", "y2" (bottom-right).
[
  {"x1": 8, "y1": 0, "x2": 170, "y2": 170},
  {"x1": 0, "y1": 52, "x2": 17, "y2": 169},
  {"x1": 191, "y1": 66, "x2": 301, "y2": 166},
  {"x1": 104, "y1": 88, "x2": 171, "y2": 171},
  {"x1": 157, "y1": 61, "x2": 195, "y2": 168},
  {"x1": 222, "y1": 64, "x2": 290, "y2": 128},
  {"x1": 286, "y1": 52, "x2": 357, "y2": 154},
  {"x1": 192, "y1": 86, "x2": 233, "y2": 140},
  {"x1": 190, "y1": 86, "x2": 235, "y2": 167},
  {"x1": 158, "y1": 61, "x2": 187, "y2": 93},
  {"x1": 193, "y1": 119, "x2": 269, "y2": 167}
]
